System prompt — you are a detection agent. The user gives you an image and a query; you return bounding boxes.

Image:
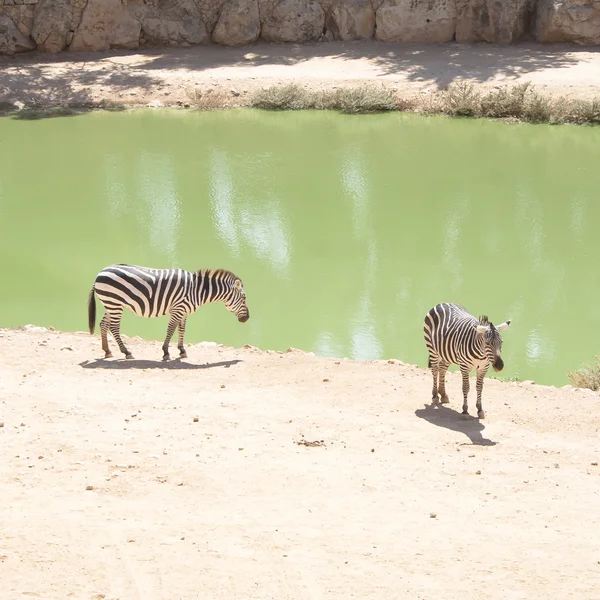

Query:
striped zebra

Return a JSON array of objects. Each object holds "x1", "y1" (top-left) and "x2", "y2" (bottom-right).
[
  {"x1": 88, "y1": 264, "x2": 249, "y2": 360},
  {"x1": 423, "y1": 303, "x2": 511, "y2": 419}
]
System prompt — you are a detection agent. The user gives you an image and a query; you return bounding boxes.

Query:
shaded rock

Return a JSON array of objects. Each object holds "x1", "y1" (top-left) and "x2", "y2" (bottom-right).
[
  {"x1": 375, "y1": 0, "x2": 457, "y2": 43},
  {"x1": 70, "y1": 0, "x2": 143, "y2": 51},
  {"x1": 142, "y1": 0, "x2": 208, "y2": 45},
  {"x1": 212, "y1": 0, "x2": 260, "y2": 45},
  {"x1": 2, "y1": 4, "x2": 36, "y2": 38},
  {"x1": 536, "y1": 0, "x2": 600, "y2": 44},
  {"x1": 261, "y1": 0, "x2": 325, "y2": 42},
  {"x1": 326, "y1": 0, "x2": 375, "y2": 40},
  {"x1": 32, "y1": 0, "x2": 73, "y2": 53},
  {"x1": 0, "y1": 14, "x2": 35, "y2": 54},
  {"x1": 456, "y1": 0, "x2": 534, "y2": 44}
]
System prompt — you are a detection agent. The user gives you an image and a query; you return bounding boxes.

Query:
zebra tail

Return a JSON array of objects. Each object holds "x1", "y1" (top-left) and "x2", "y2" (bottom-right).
[{"x1": 88, "y1": 287, "x2": 96, "y2": 335}]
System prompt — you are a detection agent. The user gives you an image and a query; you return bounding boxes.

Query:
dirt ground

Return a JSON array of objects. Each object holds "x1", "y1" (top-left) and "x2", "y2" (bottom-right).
[
  {"x1": 2, "y1": 41, "x2": 600, "y2": 108},
  {"x1": 1, "y1": 325, "x2": 600, "y2": 599}
]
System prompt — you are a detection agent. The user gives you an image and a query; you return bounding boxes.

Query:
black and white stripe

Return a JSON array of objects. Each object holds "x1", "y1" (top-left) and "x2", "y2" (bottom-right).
[
  {"x1": 423, "y1": 302, "x2": 511, "y2": 419},
  {"x1": 88, "y1": 264, "x2": 249, "y2": 360}
]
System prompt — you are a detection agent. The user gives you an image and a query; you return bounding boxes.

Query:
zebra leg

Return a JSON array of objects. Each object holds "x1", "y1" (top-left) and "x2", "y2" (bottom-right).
[
  {"x1": 107, "y1": 310, "x2": 134, "y2": 359},
  {"x1": 460, "y1": 365, "x2": 471, "y2": 417},
  {"x1": 177, "y1": 317, "x2": 188, "y2": 358},
  {"x1": 437, "y1": 362, "x2": 450, "y2": 404},
  {"x1": 430, "y1": 356, "x2": 440, "y2": 401},
  {"x1": 475, "y1": 366, "x2": 489, "y2": 419},
  {"x1": 100, "y1": 314, "x2": 112, "y2": 358},
  {"x1": 162, "y1": 313, "x2": 181, "y2": 361}
]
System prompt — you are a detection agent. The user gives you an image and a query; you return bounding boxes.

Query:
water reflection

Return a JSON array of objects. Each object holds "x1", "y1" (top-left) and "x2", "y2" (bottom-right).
[{"x1": 209, "y1": 149, "x2": 291, "y2": 276}]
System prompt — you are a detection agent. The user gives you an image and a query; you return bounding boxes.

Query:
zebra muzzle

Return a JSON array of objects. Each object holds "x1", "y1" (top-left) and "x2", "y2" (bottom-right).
[
  {"x1": 238, "y1": 312, "x2": 249, "y2": 323},
  {"x1": 493, "y1": 357, "x2": 504, "y2": 372}
]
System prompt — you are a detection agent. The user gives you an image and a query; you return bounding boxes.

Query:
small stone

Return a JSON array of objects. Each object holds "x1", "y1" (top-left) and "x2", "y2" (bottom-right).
[
  {"x1": 475, "y1": 470, "x2": 481, "y2": 475},
  {"x1": 238, "y1": 447, "x2": 244, "y2": 451},
  {"x1": 193, "y1": 417, "x2": 199, "y2": 423},
  {"x1": 322, "y1": 378, "x2": 329, "y2": 382},
  {"x1": 220, "y1": 385, "x2": 225, "y2": 389},
  {"x1": 371, "y1": 448, "x2": 375, "y2": 453},
  {"x1": 60, "y1": 345, "x2": 73, "y2": 351},
  {"x1": 592, "y1": 462, "x2": 598, "y2": 466},
  {"x1": 430, "y1": 512, "x2": 437, "y2": 518},
  {"x1": 86, "y1": 485, "x2": 94, "y2": 491}
]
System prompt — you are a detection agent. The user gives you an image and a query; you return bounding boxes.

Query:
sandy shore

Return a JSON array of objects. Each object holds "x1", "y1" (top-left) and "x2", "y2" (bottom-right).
[
  {"x1": 2, "y1": 41, "x2": 600, "y2": 108},
  {"x1": 1, "y1": 325, "x2": 599, "y2": 599}
]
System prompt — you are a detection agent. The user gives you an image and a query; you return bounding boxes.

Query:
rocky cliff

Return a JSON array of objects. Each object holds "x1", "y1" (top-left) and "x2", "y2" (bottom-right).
[{"x1": 0, "y1": 0, "x2": 599, "y2": 55}]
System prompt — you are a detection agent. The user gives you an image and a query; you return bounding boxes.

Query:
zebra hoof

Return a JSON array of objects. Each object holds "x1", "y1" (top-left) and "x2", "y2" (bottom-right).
[
  {"x1": 179, "y1": 352, "x2": 188, "y2": 359},
  {"x1": 104, "y1": 352, "x2": 113, "y2": 359},
  {"x1": 125, "y1": 354, "x2": 134, "y2": 360},
  {"x1": 440, "y1": 395, "x2": 450, "y2": 404},
  {"x1": 162, "y1": 354, "x2": 170, "y2": 362},
  {"x1": 431, "y1": 394, "x2": 439, "y2": 404},
  {"x1": 477, "y1": 410, "x2": 486, "y2": 420},
  {"x1": 461, "y1": 412, "x2": 470, "y2": 420}
]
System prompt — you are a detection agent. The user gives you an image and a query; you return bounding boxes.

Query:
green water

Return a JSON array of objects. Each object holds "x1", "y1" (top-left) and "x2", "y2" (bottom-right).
[{"x1": 1, "y1": 109, "x2": 599, "y2": 386}]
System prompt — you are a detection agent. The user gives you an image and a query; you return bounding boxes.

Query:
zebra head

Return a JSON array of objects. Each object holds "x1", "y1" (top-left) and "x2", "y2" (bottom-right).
[
  {"x1": 225, "y1": 277, "x2": 250, "y2": 323},
  {"x1": 475, "y1": 316, "x2": 511, "y2": 371}
]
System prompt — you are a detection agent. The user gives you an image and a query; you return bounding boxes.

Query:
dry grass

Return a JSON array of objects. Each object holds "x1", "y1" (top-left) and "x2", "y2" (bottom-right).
[
  {"x1": 186, "y1": 88, "x2": 233, "y2": 110},
  {"x1": 568, "y1": 357, "x2": 600, "y2": 391},
  {"x1": 247, "y1": 81, "x2": 600, "y2": 124},
  {"x1": 249, "y1": 84, "x2": 315, "y2": 111},
  {"x1": 319, "y1": 85, "x2": 400, "y2": 114}
]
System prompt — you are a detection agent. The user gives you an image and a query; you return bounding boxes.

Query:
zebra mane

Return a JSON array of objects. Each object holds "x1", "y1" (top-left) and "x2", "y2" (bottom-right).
[
  {"x1": 196, "y1": 268, "x2": 240, "y2": 283},
  {"x1": 478, "y1": 315, "x2": 490, "y2": 325}
]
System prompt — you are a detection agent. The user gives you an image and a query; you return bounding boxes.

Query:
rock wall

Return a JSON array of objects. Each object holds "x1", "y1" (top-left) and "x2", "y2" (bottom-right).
[{"x1": 0, "y1": 0, "x2": 599, "y2": 55}]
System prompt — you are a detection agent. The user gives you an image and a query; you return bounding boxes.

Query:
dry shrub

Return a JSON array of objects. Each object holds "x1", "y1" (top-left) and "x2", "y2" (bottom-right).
[
  {"x1": 438, "y1": 81, "x2": 481, "y2": 117},
  {"x1": 479, "y1": 83, "x2": 531, "y2": 119},
  {"x1": 568, "y1": 357, "x2": 600, "y2": 391},
  {"x1": 321, "y1": 85, "x2": 399, "y2": 114},
  {"x1": 249, "y1": 84, "x2": 314, "y2": 110},
  {"x1": 187, "y1": 88, "x2": 231, "y2": 110}
]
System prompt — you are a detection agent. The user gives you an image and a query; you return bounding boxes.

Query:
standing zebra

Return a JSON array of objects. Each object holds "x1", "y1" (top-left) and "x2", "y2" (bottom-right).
[
  {"x1": 423, "y1": 303, "x2": 511, "y2": 419},
  {"x1": 88, "y1": 264, "x2": 249, "y2": 360}
]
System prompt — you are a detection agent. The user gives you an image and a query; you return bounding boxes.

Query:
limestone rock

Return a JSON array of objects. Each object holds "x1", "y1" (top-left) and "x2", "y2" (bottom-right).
[
  {"x1": 69, "y1": 0, "x2": 143, "y2": 51},
  {"x1": 212, "y1": 0, "x2": 260, "y2": 45},
  {"x1": 536, "y1": 0, "x2": 600, "y2": 45},
  {"x1": 2, "y1": 4, "x2": 36, "y2": 38},
  {"x1": 456, "y1": 0, "x2": 534, "y2": 44},
  {"x1": 261, "y1": 0, "x2": 325, "y2": 43},
  {"x1": 142, "y1": 0, "x2": 208, "y2": 45},
  {"x1": 0, "y1": 13, "x2": 35, "y2": 54},
  {"x1": 32, "y1": 0, "x2": 73, "y2": 53},
  {"x1": 375, "y1": 0, "x2": 457, "y2": 43},
  {"x1": 326, "y1": 0, "x2": 375, "y2": 40}
]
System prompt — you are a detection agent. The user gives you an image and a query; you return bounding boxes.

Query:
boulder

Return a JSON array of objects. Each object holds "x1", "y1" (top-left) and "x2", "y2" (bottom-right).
[
  {"x1": 32, "y1": 0, "x2": 73, "y2": 53},
  {"x1": 326, "y1": 0, "x2": 375, "y2": 40},
  {"x1": 536, "y1": 0, "x2": 600, "y2": 44},
  {"x1": 455, "y1": 0, "x2": 534, "y2": 44},
  {"x1": 70, "y1": 0, "x2": 143, "y2": 51},
  {"x1": 142, "y1": 0, "x2": 208, "y2": 45},
  {"x1": 375, "y1": 0, "x2": 457, "y2": 43},
  {"x1": 212, "y1": 0, "x2": 260, "y2": 45},
  {"x1": 0, "y1": 13, "x2": 36, "y2": 54},
  {"x1": 261, "y1": 0, "x2": 325, "y2": 43}
]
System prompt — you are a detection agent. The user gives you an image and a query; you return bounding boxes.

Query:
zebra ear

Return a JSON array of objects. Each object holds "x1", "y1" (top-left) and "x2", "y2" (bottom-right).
[
  {"x1": 475, "y1": 324, "x2": 489, "y2": 335},
  {"x1": 234, "y1": 279, "x2": 243, "y2": 290},
  {"x1": 496, "y1": 320, "x2": 511, "y2": 332}
]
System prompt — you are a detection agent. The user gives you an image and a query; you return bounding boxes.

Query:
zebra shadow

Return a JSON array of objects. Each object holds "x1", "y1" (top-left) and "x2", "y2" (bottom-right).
[
  {"x1": 78, "y1": 358, "x2": 243, "y2": 370},
  {"x1": 414, "y1": 403, "x2": 497, "y2": 447}
]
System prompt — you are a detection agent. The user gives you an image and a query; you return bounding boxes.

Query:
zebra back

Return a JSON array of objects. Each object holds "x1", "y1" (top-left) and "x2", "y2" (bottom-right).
[{"x1": 424, "y1": 303, "x2": 487, "y2": 368}]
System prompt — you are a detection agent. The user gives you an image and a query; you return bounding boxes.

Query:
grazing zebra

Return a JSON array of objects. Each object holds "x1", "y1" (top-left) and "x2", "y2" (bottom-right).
[
  {"x1": 88, "y1": 264, "x2": 249, "y2": 360},
  {"x1": 423, "y1": 302, "x2": 511, "y2": 419}
]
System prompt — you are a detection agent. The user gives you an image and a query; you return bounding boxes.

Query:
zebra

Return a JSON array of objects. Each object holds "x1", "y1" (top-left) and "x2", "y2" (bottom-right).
[
  {"x1": 423, "y1": 302, "x2": 511, "y2": 419},
  {"x1": 88, "y1": 264, "x2": 249, "y2": 361}
]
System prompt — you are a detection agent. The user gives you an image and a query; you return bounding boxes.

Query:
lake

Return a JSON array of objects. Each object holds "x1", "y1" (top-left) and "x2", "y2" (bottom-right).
[{"x1": 1, "y1": 109, "x2": 599, "y2": 386}]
